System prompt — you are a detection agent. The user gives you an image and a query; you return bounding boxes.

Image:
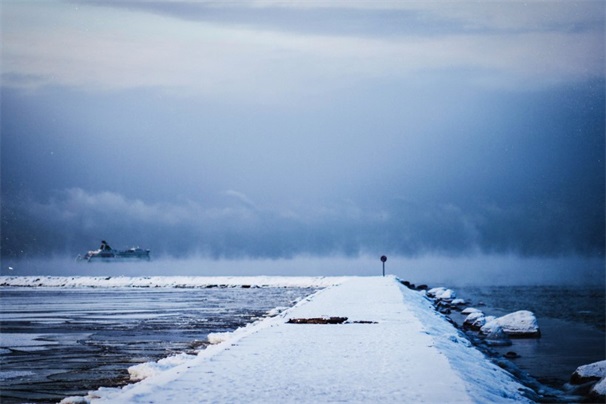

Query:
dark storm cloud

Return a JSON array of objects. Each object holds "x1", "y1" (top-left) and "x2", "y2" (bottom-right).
[{"x1": 1, "y1": 77, "x2": 604, "y2": 260}]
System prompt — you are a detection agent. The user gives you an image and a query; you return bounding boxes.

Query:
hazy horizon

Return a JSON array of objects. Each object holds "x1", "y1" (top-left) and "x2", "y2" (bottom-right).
[{"x1": 2, "y1": 254, "x2": 604, "y2": 287}]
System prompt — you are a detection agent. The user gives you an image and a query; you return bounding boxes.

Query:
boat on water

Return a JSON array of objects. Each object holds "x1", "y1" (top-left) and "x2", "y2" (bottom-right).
[{"x1": 77, "y1": 240, "x2": 151, "y2": 262}]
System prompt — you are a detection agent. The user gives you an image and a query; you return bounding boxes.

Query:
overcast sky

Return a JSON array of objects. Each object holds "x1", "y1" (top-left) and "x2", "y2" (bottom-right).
[{"x1": 1, "y1": 1, "x2": 604, "y2": 279}]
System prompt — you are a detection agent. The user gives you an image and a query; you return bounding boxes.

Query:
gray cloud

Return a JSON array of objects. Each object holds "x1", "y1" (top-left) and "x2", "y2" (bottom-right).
[
  {"x1": 79, "y1": 1, "x2": 605, "y2": 37},
  {"x1": 2, "y1": 187, "x2": 603, "y2": 260},
  {"x1": 3, "y1": 1, "x2": 603, "y2": 96}
]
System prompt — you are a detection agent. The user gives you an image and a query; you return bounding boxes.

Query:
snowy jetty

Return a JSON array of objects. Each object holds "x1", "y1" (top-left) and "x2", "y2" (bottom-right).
[{"x1": 61, "y1": 276, "x2": 533, "y2": 403}]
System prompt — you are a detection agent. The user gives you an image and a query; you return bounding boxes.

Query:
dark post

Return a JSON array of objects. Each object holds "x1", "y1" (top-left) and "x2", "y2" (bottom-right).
[{"x1": 380, "y1": 255, "x2": 387, "y2": 277}]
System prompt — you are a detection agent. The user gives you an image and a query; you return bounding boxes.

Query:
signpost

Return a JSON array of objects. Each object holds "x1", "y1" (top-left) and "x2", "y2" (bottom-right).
[{"x1": 380, "y1": 255, "x2": 387, "y2": 277}]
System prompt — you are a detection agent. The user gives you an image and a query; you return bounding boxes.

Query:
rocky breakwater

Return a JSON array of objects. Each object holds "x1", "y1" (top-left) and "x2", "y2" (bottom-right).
[
  {"x1": 424, "y1": 286, "x2": 541, "y2": 345},
  {"x1": 411, "y1": 282, "x2": 604, "y2": 403},
  {"x1": 417, "y1": 285, "x2": 567, "y2": 401}
]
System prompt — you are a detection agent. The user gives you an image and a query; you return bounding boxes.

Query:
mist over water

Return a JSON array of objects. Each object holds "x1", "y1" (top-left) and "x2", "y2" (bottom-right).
[{"x1": 1, "y1": 254, "x2": 603, "y2": 286}]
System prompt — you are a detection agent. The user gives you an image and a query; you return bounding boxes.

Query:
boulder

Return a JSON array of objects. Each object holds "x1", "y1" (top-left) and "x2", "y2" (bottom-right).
[
  {"x1": 480, "y1": 310, "x2": 540, "y2": 338},
  {"x1": 483, "y1": 315, "x2": 496, "y2": 325},
  {"x1": 427, "y1": 287, "x2": 456, "y2": 300},
  {"x1": 589, "y1": 376, "x2": 606, "y2": 401},
  {"x1": 571, "y1": 360, "x2": 606, "y2": 384},
  {"x1": 461, "y1": 307, "x2": 482, "y2": 315},
  {"x1": 571, "y1": 360, "x2": 606, "y2": 402},
  {"x1": 451, "y1": 298, "x2": 466, "y2": 306},
  {"x1": 438, "y1": 289, "x2": 456, "y2": 300},
  {"x1": 504, "y1": 351, "x2": 520, "y2": 359},
  {"x1": 427, "y1": 287, "x2": 446, "y2": 298},
  {"x1": 463, "y1": 311, "x2": 485, "y2": 331}
]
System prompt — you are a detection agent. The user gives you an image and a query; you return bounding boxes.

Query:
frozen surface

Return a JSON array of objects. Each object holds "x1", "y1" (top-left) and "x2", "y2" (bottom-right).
[
  {"x1": 65, "y1": 276, "x2": 532, "y2": 403},
  {"x1": 0, "y1": 275, "x2": 347, "y2": 288},
  {"x1": 0, "y1": 333, "x2": 59, "y2": 351},
  {"x1": 0, "y1": 371, "x2": 35, "y2": 382}
]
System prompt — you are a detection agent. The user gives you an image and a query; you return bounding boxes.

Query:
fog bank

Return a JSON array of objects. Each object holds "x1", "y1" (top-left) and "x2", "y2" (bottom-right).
[{"x1": 2, "y1": 254, "x2": 603, "y2": 287}]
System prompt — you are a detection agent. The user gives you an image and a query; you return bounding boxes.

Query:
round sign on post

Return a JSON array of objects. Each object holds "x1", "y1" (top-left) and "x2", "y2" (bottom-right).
[{"x1": 380, "y1": 255, "x2": 387, "y2": 277}]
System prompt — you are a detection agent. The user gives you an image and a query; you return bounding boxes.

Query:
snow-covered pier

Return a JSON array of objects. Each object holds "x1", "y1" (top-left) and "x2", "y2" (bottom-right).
[{"x1": 67, "y1": 276, "x2": 533, "y2": 403}]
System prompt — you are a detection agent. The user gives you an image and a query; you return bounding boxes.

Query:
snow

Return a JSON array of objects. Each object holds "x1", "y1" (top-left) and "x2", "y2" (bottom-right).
[
  {"x1": 574, "y1": 360, "x2": 606, "y2": 380},
  {"x1": 0, "y1": 275, "x2": 347, "y2": 289},
  {"x1": 128, "y1": 353, "x2": 196, "y2": 382},
  {"x1": 61, "y1": 276, "x2": 533, "y2": 403},
  {"x1": 207, "y1": 332, "x2": 231, "y2": 344},
  {"x1": 427, "y1": 286, "x2": 456, "y2": 300},
  {"x1": 463, "y1": 311, "x2": 488, "y2": 330},
  {"x1": 480, "y1": 310, "x2": 540, "y2": 337},
  {"x1": 464, "y1": 311, "x2": 485, "y2": 323},
  {"x1": 592, "y1": 377, "x2": 606, "y2": 397}
]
